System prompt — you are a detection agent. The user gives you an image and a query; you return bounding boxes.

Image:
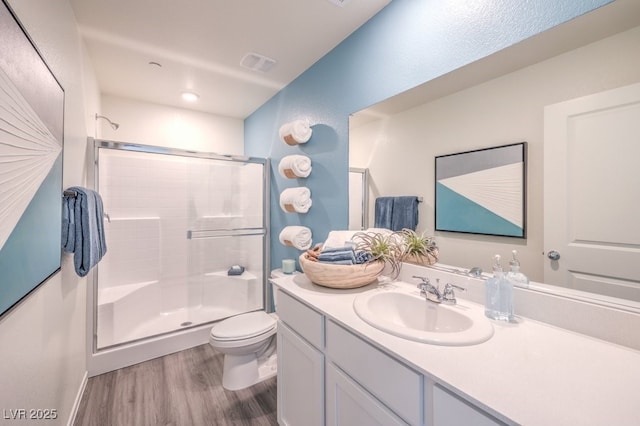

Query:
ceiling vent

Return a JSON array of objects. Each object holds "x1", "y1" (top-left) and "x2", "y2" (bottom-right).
[
  {"x1": 326, "y1": 0, "x2": 351, "y2": 7},
  {"x1": 240, "y1": 52, "x2": 277, "y2": 73}
]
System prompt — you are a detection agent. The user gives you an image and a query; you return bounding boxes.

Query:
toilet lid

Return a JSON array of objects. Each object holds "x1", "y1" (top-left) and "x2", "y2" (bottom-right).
[{"x1": 211, "y1": 311, "x2": 277, "y2": 340}]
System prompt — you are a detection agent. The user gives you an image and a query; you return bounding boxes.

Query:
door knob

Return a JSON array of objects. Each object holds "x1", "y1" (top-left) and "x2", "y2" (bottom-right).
[{"x1": 547, "y1": 250, "x2": 560, "y2": 261}]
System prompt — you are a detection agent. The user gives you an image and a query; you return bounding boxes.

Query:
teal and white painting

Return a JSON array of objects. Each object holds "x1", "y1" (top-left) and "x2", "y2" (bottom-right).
[
  {"x1": 435, "y1": 143, "x2": 526, "y2": 238},
  {"x1": 0, "y1": 0, "x2": 64, "y2": 316}
]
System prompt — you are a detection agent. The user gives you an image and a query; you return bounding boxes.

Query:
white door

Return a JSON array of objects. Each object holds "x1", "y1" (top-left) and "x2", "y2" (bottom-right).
[{"x1": 543, "y1": 82, "x2": 640, "y2": 302}]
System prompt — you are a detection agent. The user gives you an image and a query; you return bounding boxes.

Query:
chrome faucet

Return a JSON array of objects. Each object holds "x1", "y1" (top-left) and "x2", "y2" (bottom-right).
[
  {"x1": 413, "y1": 276, "x2": 442, "y2": 303},
  {"x1": 441, "y1": 283, "x2": 466, "y2": 305}
]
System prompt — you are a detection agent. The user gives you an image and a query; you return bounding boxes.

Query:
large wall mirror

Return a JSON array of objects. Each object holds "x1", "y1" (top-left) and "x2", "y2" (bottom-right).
[{"x1": 349, "y1": 1, "x2": 640, "y2": 310}]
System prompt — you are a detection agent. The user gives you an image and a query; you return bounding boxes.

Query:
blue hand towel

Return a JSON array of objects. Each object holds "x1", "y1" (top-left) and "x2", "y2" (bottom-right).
[
  {"x1": 62, "y1": 187, "x2": 107, "y2": 277},
  {"x1": 320, "y1": 259, "x2": 354, "y2": 265},
  {"x1": 391, "y1": 196, "x2": 419, "y2": 231},
  {"x1": 355, "y1": 251, "x2": 373, "y2": 264},
  {"x1": 321, "y1": 245, "x2": 355, "y2": 254},
  {"x1": 374, "y1": 197, "x2": 394, "y2": 229},
  {"x1": 318, "y1": 248, "x2": 356, "y2": 264}
]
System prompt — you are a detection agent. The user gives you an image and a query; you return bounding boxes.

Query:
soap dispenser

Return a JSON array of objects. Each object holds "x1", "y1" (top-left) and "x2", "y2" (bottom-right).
[
  {"x1": 484, "y1": 255, "x2": 514, "y2": 322},
  {"x1": 507, "y1": 249, "x2": 529, "y2": 288}
]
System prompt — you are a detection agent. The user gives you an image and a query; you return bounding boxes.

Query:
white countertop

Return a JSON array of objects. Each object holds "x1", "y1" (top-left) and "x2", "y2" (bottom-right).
[{"x1": 271, "y1": 273, "x2": 640, "y2": 426}]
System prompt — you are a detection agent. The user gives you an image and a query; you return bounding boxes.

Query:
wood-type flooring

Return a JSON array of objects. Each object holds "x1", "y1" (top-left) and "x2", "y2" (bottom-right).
[{"x1": 74, "y1": 344, "x2": 277, "y2": 426}]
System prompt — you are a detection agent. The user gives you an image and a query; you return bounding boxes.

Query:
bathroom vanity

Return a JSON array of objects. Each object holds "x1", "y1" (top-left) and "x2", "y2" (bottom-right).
[{"x1": 271, "y1": 267, "x2": 640, "y2": 426}]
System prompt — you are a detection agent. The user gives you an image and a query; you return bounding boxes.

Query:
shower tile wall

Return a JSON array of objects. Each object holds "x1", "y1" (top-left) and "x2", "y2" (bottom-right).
[{"x1": 99, "y1": 151, "x2": 190, "y2": 291}]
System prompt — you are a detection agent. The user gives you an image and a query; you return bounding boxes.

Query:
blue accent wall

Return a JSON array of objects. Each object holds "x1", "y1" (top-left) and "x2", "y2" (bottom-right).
[{"x1": 244, "y1": 0, "x2": 612, "y2": 270}]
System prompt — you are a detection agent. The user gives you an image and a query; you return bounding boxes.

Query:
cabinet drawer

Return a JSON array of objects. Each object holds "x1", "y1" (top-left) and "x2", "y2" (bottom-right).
[
  {"x1": 276, "y1": 289, "x2": 324, "y2": 349},
  {"x1": 326, "y1": 320, "x2": 422, "y2": 425}
]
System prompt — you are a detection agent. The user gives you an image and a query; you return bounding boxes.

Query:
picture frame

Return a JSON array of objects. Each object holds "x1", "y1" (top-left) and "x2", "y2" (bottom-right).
[
  {"x1": 0, "y1": 0, "x2": 65, "y2": 316},
  {"x1": 435, "y1": 142, "x2": 527, "y2": 238}
]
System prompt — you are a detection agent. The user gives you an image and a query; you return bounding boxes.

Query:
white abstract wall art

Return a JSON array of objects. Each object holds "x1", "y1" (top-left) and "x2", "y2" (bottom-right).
[
  {"x1": 0, "y1": 0, "x2": 64, "y2": 316},
  {"x1": 0, "y1": 67, "x2": 61, "y2": 251},
  {"x1": 435, "y1": 142, "x2": 527, "y2": 238}
]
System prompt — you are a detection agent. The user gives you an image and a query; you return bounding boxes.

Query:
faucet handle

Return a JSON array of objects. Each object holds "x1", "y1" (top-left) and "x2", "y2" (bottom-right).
[
  {"x1": 442, "y1": 283, "x2": 466, "y2": 304},
  {"x1": 413, "y1": 275, "x2": 430, "y2": 287},
  {"x1": 445, "y1": 283, "x2": 466, "y2": 292}
]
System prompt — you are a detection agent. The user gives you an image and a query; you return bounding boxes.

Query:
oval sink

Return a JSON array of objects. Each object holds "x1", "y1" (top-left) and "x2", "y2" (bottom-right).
[{"x1": 353, "y1": 287, "x2": 494, "y2": 346}]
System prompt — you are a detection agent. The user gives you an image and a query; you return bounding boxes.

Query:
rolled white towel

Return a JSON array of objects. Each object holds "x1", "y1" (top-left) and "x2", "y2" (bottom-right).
[
  {"x1": 279, "y1": 226, "x2": 312, "y2": 250},
  {"x1": 280, "y1": 187, "x2": 312, "y2": 213},
  {"x1": 278, "y1": 155, "x2": 312, "y2": 179},
  {"x1": 279, "y1": 119, "x2": 312, "y2": 145},
  {"x1": 323, "y1": 230, "x2": 359, "y2": 249}
]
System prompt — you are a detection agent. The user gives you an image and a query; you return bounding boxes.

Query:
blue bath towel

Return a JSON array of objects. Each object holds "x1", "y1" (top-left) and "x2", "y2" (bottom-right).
[
  {"x1": 374, "y1": 197, "x2": 394, "y2": 229},
  {"x1": 374, "y1": 196, "x2": 420, "y2": 231},
  {"x1": 62, "y1": 187, "x2": 107, "y2": 277},
  {"x1": 391, "y1": 196, "x2": 419, "y2": 231}
]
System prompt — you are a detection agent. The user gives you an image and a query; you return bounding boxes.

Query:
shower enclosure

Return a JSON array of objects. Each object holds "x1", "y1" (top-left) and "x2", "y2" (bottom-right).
[{"x1": 87, "y1": 139, "x2": 269, "y2": 374}]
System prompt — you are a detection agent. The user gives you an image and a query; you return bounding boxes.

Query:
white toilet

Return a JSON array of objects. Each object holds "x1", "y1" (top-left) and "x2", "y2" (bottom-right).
[{"x1": 209, "y1": 270, "x2": 285, "y2": 391}]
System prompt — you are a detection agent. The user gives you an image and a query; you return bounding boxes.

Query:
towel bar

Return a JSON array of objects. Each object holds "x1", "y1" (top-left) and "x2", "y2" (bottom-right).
[{"x1": 63, "y1": 190, "x2": 111, "y2": 223}]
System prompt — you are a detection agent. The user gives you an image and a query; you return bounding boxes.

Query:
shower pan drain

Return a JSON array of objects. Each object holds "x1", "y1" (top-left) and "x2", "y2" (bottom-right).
[{"x1": 180, "y1": 321, "x2": 193, "y2": 327}]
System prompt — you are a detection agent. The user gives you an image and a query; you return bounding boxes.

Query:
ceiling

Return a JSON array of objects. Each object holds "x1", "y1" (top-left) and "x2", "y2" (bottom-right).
[{"x1": 69, "y1": 0, "x2": 391, "y2": 119}]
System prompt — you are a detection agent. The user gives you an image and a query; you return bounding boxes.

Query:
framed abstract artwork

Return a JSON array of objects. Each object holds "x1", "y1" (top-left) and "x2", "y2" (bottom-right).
[
  {"x1": 0, "y1": 0, "x2": 64, "y2": 316},
  {"x1": 435, "y1": 142, "x2": 527, "y2": 238}
]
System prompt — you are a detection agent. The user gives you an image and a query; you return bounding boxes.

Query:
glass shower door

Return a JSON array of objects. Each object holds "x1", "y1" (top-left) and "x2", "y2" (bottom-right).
[
  {"x1": 94, "y1": 141, "x2": 268, "y2": 350},
  {"x1": 184, "y1": 157, "x2": 266, "y2": 328}
]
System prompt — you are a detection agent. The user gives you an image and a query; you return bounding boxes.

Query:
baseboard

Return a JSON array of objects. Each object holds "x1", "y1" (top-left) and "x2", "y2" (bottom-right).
[
  {"x1": 87, "y1": 322, "x2": 211, "y2": 376},
  {"x1": 67, "y1": 370, "x2": 88, "y2": 426}
]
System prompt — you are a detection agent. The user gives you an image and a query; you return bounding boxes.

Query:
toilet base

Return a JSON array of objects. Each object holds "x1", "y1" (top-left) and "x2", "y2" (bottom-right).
[{"x1": 222, "y1": 351, "x2": 277, "y2": 391}]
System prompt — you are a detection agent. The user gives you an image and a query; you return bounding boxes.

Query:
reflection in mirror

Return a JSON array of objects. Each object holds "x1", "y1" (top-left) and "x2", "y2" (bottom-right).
[
  {"x1": 348, "y1": 167, "x2": 369, "y2": 231},
  {"x1": 349, "y1": 2, "x2": 640, "y2": 308}
]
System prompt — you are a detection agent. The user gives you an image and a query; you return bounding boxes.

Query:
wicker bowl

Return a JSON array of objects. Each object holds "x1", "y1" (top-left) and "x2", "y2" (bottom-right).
[
  {"x1": 298, "y1": 254, "x2": 385, "y2": 289},
  {"x1": 403, "y1": 248, "x2": 439, "y2": 266}
]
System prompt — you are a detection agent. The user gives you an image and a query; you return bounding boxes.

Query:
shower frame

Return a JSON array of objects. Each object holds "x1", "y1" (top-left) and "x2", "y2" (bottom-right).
[{"x1": 85, "y1": 138, "x2": 271, "y2": 376}]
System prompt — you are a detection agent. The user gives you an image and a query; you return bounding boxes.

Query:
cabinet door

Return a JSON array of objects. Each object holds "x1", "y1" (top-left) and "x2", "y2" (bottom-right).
[
  {"x1": 326, "y1": 363, "x2": 408, "y2": 426},
  {"x1": 277, "y1": 321, "x2": 324, "y2": 426},
  {"x1": 326, "y1": 320, "x2": 422, "y2": 425},
  {"x1": 433, "y1": 385, "x2": 505, "y2": 426}
]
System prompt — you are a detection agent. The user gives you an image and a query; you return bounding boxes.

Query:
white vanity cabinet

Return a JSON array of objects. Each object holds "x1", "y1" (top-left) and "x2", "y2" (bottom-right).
[
  {"x1": 276, "y1": 290, "x2": 325, "y2": 426},
  {"x1": 275, "y1": 286, "x2": 505, "y2": 426},
  {"x1": 432, "y1": 385, "x2": 504, "y2": 426},
  {"x1": 326, "y1": 320, "x2": 422, "y2": 425}
]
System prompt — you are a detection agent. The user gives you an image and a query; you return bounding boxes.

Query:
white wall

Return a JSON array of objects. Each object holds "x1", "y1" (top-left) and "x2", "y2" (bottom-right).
[
  {"x1": 100, "y1": 95, "x2": 244, "y2": 154},
  {"x1": 350, "y1": 26, "x2": 640, "y2": 282},
  {"x1": 0, "y1": 0, "x2": 101, "y2": 424}
]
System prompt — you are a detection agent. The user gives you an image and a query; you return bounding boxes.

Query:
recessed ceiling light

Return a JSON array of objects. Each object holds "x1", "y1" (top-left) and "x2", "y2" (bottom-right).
[{"x1": 181, "y1": 91, "x2": 199, "y2": 102}]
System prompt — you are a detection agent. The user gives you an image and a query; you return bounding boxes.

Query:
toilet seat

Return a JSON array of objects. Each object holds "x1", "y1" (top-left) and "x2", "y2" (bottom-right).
[{"x1": 210, "y1": 311, "x2": 277, "y2": 341}]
